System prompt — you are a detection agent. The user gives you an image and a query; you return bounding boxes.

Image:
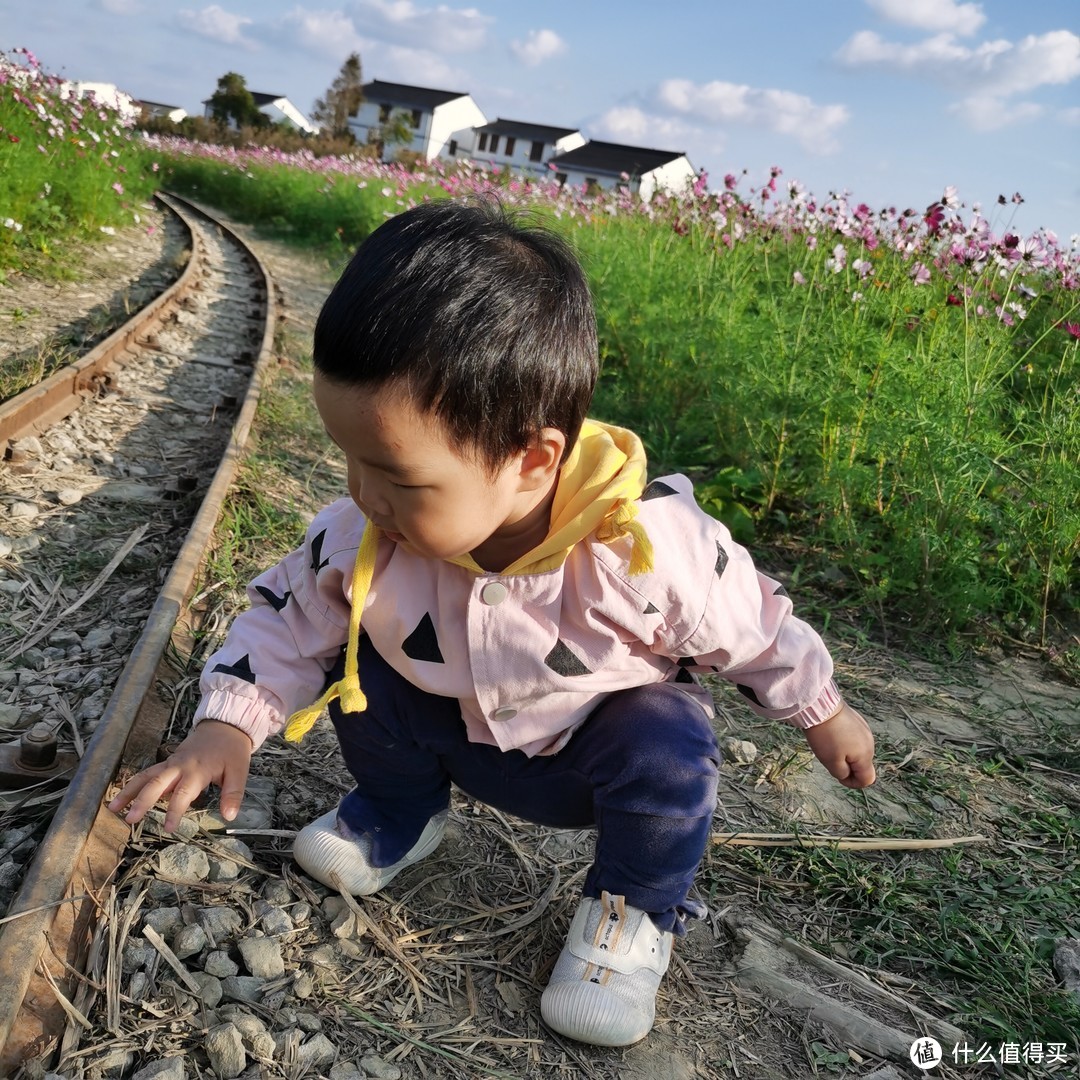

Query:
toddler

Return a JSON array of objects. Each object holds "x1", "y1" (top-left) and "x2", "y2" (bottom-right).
[{"x1": 111, "y1": 199, "x2": 875, "y2": 1048}]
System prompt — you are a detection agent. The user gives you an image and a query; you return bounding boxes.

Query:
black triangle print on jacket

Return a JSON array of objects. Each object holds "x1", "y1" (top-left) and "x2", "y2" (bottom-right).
[
  {"x1": 255, "y1": 585, "x2": 291, "y2": 612},
  {"x1": 212, "y1": 654, "x2": 257, "y2": 684},
  {"x1": 310, "y1": 530, "x2": 330, "y2": 574},
  {"x1": 544, "y1": 639, "x2": 593, "y2": 676},
  {"x1": 402, "y1": 613, "x2": 445, "y2": 663}
]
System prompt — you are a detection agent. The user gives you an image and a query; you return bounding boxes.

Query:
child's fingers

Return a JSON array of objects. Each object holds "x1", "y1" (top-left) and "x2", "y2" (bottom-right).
[
  {"x1": 217, "y1": 757, "x2": 251, "y2": 823},
  {"x1": 108, "y1": 763, "x2": 181, "y2": 824}
]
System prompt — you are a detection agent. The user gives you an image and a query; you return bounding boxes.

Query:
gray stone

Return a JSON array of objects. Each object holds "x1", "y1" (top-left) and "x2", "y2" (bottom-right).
[
  {"x1": 253, "y1": 899, "x2": 293, "y2": 936},
  {"x1": 194, "y1": 775, "x2": 276, "y2": 832},
  {"x1": 82, "y1": 626, "x2": 115, "y2": 651},
  {"x1": 246, "y1": 1032, "x2": 276, "y2": 1062},
  {"x1": 56, "y1": 488, "x2": 84, "y2": 506},
  {"x1": 295, "y1": 1011, "x2": 322, "y2": 1033},
  {"x1": 0, "y1": 704, "x2": 22, "y2": 728},
  {"x1": 205, "y1": 1023, "x2": 247, "y2": 1079},
  {"x1": 220, "y1": 975, "x2": 265, "y2": 1004},
  {"x1": 48, "y1": 630, "x2": 82, "y2": 647},
  {"x1": 291, "y1": 902, "x2": 311, "y2": 927},
  {"x1": 130, "y1": 1059, "x2": 187, "y2": 1080},
  {"x1": 127, "y1": 971, "x2": 150, "y2": 1002},
  {"x1": 360, "y1": 1053, "x2": 401, "y2": 1079},
  {"x1": 146, "y1": 878, "x2": 187, "y2": 903},
  {"x1": 1054, "y1": 938, "x2": 1080, "y2": 995},
  {"x1": 155, "y1": 843, "x2": 210, "y2": 884},
  {"x1": 12, "y1": 534, "x2": 39, "y2": 554},
  {"x1": 207, "y1": 856, "x2": 241, "y2": 882},
  {"x1": 144, "y1": 809, "x2": 200, "y2": 840},
  {"x1": 292, "y1": 972, "x2": 314, "y2": 999},
  {"x1": 321, "y1": 895, "x2": 347, "y2": 921},
  {"x1": 93, "y1": 1049, "x2": 135, "y2": 1077},
  {"x1": 0, "y1": 537, "x2": 11, "y2": 559},
  {"x1": 11, "y1": 436, "x2": 42, "y2": 456},
  {"x1": 330, "y1": 1065, "x2": 364, "y2": 1080},
  {"x1": 142, "y1": 907, "x2": 184, "y2": 940},
  {"x1": 203, "y1": 950, "x2": 239, "y2": 978},
  {"x1": 720, "y1": 737, "x2": 759, "y2": 765},
  {"x1": 297, "y1": 1033, "x2": 337, "y2": 1068},
  {"x1": 9, "y1": 501, "x2": 39, "y2": 520},
  {"x1": 189, "y1": 971, "x2": 223, "y2": 1009},
  {"x1": 262, "y1": 989, "x2": 287, "y2": 1013},
  {"x1": 172, "y1": 923, "x2": 208, "y2": 960},
  {"x1": 238, "y1": 935, "x2": 284, "y2": 979},
  {"x1": 217, "y1": 1009, "x2": 270, "y2": 1042},
  {"x1": 261, "y1": 878, "x2": 293, "y2": 906},
  {"x1": 122, "y1": 938, "x2": 153, "y2": 974},
  {"x1": 195, "y1": 905, "x2": 243, "y2": 942}
]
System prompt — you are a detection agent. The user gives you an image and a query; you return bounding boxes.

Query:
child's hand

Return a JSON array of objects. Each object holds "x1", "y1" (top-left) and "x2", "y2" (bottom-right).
[
  {"x1": 802, "y1": 703, "x2": 876, "y2": 789},
  {"x1": 108, "y1": 720, "x2": 253, "y2": 832}
]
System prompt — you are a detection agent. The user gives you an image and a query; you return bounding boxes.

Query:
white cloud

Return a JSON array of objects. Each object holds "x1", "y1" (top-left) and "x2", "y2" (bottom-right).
[
  {"x1": 277, "y1": 8, "x2": 368, "y2": 58},
  {"x1": 378, "y1": 44, "x2": 472, "y2": 89},
  {"x1": 176, "y1": 5, "x2": 256, "y2": 48},
  {"x1": 593, "y1": 105, "x2": 702, "y2": 149},
  {"x1": 509, "y1": 29, "x2": 567, "y2": 67},
  {"x1": 1061, "y1": 106, "x2": 1080, "y2": 125},
  {"x1": 347, "y1": 0, "x2": 491, "y2": 53},
  {"x1": 838, "y1": 28, "x2": 1080, "y2": 131},
  {"x1": 651, "y1": 78, "x2": 849, "y2": 153},
  {"x1": 865, "y1": 0, "x2": 985, "y2": 36}
]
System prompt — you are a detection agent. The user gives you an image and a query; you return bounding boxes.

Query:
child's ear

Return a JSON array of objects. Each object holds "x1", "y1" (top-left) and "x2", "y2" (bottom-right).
[{"x1": 517, "y1": 428, "x2": 566, "y2": 491}]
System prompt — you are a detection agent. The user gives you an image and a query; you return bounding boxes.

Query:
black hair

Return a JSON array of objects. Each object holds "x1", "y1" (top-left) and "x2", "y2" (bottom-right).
[{"x1": 313, "y1": 198, "x2": 598, "y2": 470}]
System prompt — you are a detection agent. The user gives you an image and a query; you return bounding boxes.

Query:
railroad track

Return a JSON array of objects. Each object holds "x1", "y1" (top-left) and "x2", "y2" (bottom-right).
[{"x1": 0, "y1": 192, "x2": 279, "y2": 1068}]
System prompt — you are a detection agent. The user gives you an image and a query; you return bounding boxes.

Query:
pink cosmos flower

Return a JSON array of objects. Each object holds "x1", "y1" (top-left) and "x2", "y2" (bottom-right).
[
  {"x1": 910, "y1": 262, "x2": 931, "y2": 286},
  {"x1": 112, "y1": 182, "x2": 124, "y2": 195},
  {"x1": 793, "y1": 270, "x2": 806, "y2": 285}
]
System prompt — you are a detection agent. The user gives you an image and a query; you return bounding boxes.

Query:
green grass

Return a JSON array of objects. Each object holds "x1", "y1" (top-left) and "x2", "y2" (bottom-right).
[
  {"x1": 0, "y1": 55, "x2": 160, "y2": 275},
  {"x1": 709, "y1": 799, "x2": 1080, "y2": 1045}
]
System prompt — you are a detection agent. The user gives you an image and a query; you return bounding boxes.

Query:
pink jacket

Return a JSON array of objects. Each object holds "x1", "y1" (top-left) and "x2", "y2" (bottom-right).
[{"x1": 195, "y1": 473, "x2": 843, "y2": 756}]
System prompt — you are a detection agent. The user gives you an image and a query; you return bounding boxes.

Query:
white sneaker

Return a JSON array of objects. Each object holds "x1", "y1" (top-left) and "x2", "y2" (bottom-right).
[
  {"x1": 292, "y1": 808, "x2": 447, "y2": 895},
  {"x1": 540, "y1": 891, "x2": 673, "y2": 1046}
]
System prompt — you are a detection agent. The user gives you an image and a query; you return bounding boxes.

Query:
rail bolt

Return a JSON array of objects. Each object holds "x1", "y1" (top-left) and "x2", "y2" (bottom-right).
[{"x1": 19, "y1": 723, "x2": 58, "y2": 769}]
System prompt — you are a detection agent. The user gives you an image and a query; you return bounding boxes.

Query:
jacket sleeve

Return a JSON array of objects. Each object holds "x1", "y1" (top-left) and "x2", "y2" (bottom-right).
[
  {"x1": 193, "y1": 499, "x2": 363, "y2": 749},
  {"x1": 633, "y1": 477, "x2": 843, "y2": 729}
]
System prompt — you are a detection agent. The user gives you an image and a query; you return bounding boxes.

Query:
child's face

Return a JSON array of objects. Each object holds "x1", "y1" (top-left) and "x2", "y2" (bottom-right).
[{"x1": 314, "y1": 373, "x2": 553, "y2": 564}]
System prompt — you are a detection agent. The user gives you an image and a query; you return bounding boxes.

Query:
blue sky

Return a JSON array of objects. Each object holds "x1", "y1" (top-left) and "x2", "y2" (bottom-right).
[{"x1": 5, "y1": 0, "x2": 1079, "y2": 238}]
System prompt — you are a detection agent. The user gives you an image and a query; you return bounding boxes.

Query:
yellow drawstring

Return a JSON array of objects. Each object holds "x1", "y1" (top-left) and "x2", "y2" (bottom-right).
[
  {"x1": 596, "y1": 500, "x2": 654, "y2": 576},
  {"x1": 282, "y1": 521, "x2": 379, "y2": 743}
]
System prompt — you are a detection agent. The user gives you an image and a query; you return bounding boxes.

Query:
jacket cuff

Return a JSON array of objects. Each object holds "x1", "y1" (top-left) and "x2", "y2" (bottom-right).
[
  {"x1": 785, "y1": 679, "x2": 844, "y2": 730},
  {"x1": 193, "y1": 690, "x2": 281, "y2": 751}
]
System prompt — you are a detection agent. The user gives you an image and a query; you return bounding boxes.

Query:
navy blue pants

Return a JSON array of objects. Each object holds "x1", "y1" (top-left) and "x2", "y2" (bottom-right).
[{"x1": 327, "y1": 637, "x2": 721, "y2": 934}]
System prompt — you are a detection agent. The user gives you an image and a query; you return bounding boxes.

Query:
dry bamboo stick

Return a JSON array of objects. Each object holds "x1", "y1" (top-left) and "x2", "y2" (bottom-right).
[{"x1": 712, "y1": 831, "x2": 988, "y2": 850}]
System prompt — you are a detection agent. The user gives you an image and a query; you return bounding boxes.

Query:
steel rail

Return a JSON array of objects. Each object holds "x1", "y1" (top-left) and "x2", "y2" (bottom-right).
[
  {"x1": 0, "y1": 193, "x2": 204, "y2": 457},
  {"x1": 0, "y1": 192, "x2": 278, "y2": 1067}
]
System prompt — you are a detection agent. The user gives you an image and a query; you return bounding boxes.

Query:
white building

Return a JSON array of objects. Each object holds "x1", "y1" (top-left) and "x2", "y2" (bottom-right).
[
  {"x1": 202, "y1": 91, "x2": 317, "y2": 134},
  {"x1": 467, "y1": 119, "x2": 585, "y2": 178},
  {"x1": 350, "y1": 80, "x2": 486, "y2": 162},
  {"x1": 61, "y1": 81, "x2": 140, "y2": 123},
  {"x1": 547, "y1": 141, "x2": 697, "y2": 201},
  {"x1": 137, "y1": 100, "x2": 188, "y2": 123}
]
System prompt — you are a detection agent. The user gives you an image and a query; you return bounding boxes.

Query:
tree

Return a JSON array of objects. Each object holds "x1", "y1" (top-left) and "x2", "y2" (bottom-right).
[
  {"x1": 207, "y1": 72, "x2": 266, "y2": 129},
  {"x1": 311, "y1": 52, "x2": 364, "y2": 139},
  {"x1": 367, "y1": 109, "x2": 414, "y2": 159}
]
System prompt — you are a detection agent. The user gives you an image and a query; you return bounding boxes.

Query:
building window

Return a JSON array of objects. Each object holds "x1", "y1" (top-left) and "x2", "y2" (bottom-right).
[
  {"x1": 478, "y1": 132, "x2": 488, "y2": 151},
  {"x1": 378, "y1": 104, "x2": 390, "y2": 122},
  {"x1": 555, "y1": 172, "x2": 567, "y2": 187},
  {"x1": 530, "y1": 141, "x2": 544, "y2": 162},
  {"x1": 448, "y1": 139, "x2": 458, "y2": 156},
  {"x1": 504, "y1": 137, "x2": 516, "y2": 157},
  {"x1": 411, "y1": 109, "x2": 422, "y2": 128},
  {"x1": 489, "y1": 135, "x2": 500, "y2": 154}
]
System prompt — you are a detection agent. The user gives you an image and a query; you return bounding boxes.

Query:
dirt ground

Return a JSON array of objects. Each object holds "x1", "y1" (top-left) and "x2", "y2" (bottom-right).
[{"x1": 3, "y1": 215, "x2": 1078, "y2": 1080}]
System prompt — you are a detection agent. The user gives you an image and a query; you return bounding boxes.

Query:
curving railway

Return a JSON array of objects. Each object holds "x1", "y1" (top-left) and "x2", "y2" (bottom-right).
[{"x1": 0, "y1": 193, "x2": 278, "y2": 1069}]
